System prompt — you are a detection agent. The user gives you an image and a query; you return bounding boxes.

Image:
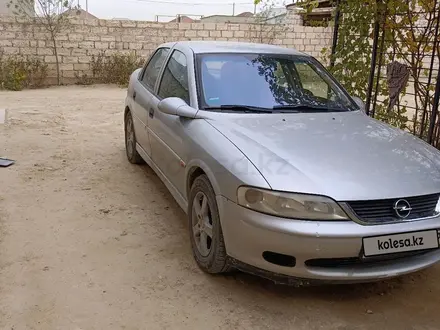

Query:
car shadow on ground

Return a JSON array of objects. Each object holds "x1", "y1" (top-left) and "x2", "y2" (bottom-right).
[{"x1": 222, "y1": 270, "x2": 408, "y2": 298}]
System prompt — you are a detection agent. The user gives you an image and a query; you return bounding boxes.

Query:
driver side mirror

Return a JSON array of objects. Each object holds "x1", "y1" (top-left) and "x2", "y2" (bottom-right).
[
  {"x1": 352, "y1": 96, "x2": 366, "y2": 113},
  {"x1": 157, "y1": 97, "x2": 198, "y2": 118}
]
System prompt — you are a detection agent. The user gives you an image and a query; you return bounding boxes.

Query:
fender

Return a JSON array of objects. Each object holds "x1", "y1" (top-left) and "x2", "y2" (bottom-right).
[{"x1": 185, "y1": 158, "x2": 223, "y2": 200}]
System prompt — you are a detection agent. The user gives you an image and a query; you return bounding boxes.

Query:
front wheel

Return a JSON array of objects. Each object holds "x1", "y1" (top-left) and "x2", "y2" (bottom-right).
[
  {"x1": 188, "y1": 175, "x2": 231, "y2": 274},
  {"x1": 124, "y1": 111, "x2": 143, "y2": 164}
]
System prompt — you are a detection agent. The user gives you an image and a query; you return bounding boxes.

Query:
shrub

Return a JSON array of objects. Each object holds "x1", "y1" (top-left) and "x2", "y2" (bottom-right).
[
  {"x1": 0, "y1": 53, "x2": 48, "y2": 91},
  {"x1": 91, "y1": 51, "x2": 144, "y2": 87},
  {"x1": 74, "y1": 72, "x2": 94, "y2": 85}
]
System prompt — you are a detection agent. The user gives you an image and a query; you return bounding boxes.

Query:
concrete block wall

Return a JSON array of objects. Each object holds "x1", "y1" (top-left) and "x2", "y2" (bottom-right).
[{"x1": 0, "y1": 15, "x2": 333, "y2": 85}]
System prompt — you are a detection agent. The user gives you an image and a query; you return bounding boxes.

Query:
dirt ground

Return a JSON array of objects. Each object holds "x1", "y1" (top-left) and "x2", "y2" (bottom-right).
[{"x1": 1, "y1": 85, "x2": 440, "y2": 330}]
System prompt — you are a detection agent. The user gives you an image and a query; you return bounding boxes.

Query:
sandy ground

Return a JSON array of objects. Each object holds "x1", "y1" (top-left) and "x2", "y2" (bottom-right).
[{"x1": 1, "y1": 85, "x2": 440, "y2": 330}]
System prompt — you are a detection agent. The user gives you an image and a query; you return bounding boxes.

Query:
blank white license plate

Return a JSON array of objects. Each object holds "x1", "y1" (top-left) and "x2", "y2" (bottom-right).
[{"x1": 363, "y1": 230, "x2": 439, "y2": 257}]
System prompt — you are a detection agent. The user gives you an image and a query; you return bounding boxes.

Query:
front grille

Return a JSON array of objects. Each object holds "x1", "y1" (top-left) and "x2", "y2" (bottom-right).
[{"x1": 346, "y1": 193, "x2": 440, "y2": 223}]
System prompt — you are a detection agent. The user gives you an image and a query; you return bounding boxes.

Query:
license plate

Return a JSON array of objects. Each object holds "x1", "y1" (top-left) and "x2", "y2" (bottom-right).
[{"x1": 363, "y1": 230, "x2": 439, "y2": 257}]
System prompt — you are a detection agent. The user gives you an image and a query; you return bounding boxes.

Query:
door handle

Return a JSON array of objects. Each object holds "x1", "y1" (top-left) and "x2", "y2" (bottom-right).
[
  {"x1": 133, "y1": 91, "x2": 137, "y2": 100},
  {"x1": 149, "y1": 108, "x2": 154, "y2": 118}
]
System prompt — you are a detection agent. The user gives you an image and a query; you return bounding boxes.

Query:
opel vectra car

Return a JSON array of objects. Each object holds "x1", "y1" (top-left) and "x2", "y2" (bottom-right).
[{"x1": 124, "y1": 41, "x2": 440, "y2": 284}]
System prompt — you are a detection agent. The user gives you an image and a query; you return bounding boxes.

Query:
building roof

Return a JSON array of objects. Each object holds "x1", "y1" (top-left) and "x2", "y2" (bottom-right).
[
  {"x1": 236, "y1": 11, "x2": 254, "y2": 17},
  {"x1": 264, "y1": 7, "x2": 287, "y2": 18},
  {"x1": 63, "y1": 8, "x2": 98, "y2": 19},
  {"x1": 201, "y1": 11, "x2": 254, "y2": 20},
  {"x1": 169, "y1": 15, "x2": 195, "y2": 23},
  {"x1": 263, "y1": 12, "x2": 287, "y2": 23},
  {"x1": 160, "y1": 41, "x2": 305, "y2": 56}
]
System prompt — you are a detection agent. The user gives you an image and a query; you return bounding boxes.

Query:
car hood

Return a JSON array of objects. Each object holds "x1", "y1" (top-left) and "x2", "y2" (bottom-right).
[{"x1": 206, "y1": 111, "x2": 440, "y2": 201}]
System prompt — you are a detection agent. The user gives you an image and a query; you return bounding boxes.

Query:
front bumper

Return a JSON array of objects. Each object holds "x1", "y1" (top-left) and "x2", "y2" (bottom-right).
[{"x1": 216, "y1": 196, "x2": 440, "y2": 283}]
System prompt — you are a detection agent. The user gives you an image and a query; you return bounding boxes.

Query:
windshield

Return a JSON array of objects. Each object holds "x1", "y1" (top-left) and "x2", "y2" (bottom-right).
[{"x1": 196, "y1": 53, "x2": 357, "y2": 112}]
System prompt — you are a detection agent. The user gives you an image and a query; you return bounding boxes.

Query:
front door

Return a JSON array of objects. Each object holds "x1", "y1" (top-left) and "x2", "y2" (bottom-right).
[
  {"x1": 133, "y1": 47, "x2": 170, "y2": 156},
  {"x1": 149, "y1": 49, "x2": 191, "y2": 196}
]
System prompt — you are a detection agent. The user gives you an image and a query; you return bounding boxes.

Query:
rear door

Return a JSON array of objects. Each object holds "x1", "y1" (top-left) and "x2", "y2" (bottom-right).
[
  {"x1": 149, "y1": 48, "x2": 192, "y2": 196},
  {"x1": 132, "y1": 47, "x2": 170, "y2": 156}
]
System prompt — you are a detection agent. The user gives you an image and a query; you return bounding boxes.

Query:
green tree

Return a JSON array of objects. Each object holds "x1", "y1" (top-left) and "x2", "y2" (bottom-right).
[{"x1": 255, "y1": 0, "x2": 440, "y2": 137}]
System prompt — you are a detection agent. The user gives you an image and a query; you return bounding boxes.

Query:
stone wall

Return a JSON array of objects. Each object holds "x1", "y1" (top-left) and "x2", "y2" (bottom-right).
[{"x1": 0, "y1": 14, "x2": 333, "y2": 85}]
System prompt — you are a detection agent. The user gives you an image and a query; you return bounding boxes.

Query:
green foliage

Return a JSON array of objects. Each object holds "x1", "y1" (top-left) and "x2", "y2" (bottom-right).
[
  {"x1": 326, "y1": 0, "x2": 377, "y2": 100},
  {"x1": 0, "y1": 54, "x2": 48, "y2": 91},
  {"x1": 90, "y1": 51, "x2": 144, "y2": 87},
  {"x1": 381, "y1": 0, "x2": 439, "y2": 135},
  {"x1": 320, "y1": 0, "x2": 437, "y2": 135},
  {"x1": 256, "y1": 0, "x2": 439, "y2": 141},
  {"x1": 305, "y1": 19, "x2": 331, "y2": 27}
]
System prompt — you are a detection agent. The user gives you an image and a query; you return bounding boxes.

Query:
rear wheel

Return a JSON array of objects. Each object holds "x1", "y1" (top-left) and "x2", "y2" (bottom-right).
[
  {"x1": 188, "y1": 175, "x2": 231, "y2": 274},
  {"x1": 125, "y1": 111, "x2": 143, "y2": 164}
]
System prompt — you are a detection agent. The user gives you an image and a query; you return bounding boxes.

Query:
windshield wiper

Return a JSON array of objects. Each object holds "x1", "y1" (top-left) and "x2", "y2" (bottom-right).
[
  {"x1": 273, "y1": 104, "x2": 347, "y2": 112},
  {"x1": 204, "y1": 105, "x2": 274, "y2": 113}
]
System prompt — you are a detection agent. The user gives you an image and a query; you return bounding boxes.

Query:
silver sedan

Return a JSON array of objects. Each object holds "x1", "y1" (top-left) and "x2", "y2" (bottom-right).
[{"x1": 124, "y1": 41, "x2": 440, "y2": 284}]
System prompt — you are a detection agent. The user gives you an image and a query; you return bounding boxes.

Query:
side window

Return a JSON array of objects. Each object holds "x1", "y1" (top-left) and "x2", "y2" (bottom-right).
[
  {"x1": 158, "y1": 50, "x2": 190, "y2": 104},
  {"x1": 294, "y1": 62, "x2": 334, "y2": 100},
  {"x1": 141, "y1": 48, "x2": 170, "y2": 91}
]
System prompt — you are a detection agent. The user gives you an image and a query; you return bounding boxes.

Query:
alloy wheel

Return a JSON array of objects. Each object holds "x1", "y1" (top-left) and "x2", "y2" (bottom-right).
[
  {"x1": 191, "y1": 191, "x2": 214, "y2": 257},
  {"x1": 125, "y1": 116, "x2": 134, "y2": 158}
]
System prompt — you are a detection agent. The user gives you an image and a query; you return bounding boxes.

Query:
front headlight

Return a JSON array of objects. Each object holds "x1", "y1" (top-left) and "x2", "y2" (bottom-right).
[{"x1": 237, "y1": 187, "x2": 349, "y2": 221}]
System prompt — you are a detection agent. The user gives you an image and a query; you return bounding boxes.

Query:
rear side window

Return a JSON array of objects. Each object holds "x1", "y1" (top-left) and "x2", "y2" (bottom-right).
[
  {"x1": 158, "y1": 50, "x2": 190, "y2": 104},
  {"x1": 141, "y1": 48, "x2": 170, "y2": 91}
]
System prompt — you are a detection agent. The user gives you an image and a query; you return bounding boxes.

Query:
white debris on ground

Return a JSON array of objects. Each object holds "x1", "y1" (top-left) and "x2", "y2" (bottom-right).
[{"x1": 0, "y1": 109, "x2": 6, "y2": 124}]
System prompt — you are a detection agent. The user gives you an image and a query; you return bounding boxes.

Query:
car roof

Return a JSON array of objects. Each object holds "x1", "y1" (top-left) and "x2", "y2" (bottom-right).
[{"x1": 159, "y1": 40, "x2": 307, "y2": 56}]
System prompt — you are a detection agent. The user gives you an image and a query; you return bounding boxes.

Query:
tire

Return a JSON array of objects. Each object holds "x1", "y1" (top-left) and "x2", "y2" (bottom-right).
[
  {"x1": 188, "y1": 175, "x2": 231, "y2": 274},
  {"x1": 124, "y1": 111, "x2": 144, "y2": 164}
]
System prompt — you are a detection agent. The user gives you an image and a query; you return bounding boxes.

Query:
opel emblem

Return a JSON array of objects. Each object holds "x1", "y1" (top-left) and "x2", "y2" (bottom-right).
[{"x1": 393, "y1": 199, "x2": 412, "y2": 219}]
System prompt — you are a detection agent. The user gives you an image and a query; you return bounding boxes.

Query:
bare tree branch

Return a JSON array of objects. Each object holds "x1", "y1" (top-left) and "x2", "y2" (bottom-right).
[{"x1": 10, "y1": 0, "x2": 77, "y2": 85}]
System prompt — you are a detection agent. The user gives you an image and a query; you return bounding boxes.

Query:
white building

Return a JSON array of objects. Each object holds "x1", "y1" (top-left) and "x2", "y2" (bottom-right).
[
  {"x1": 0, "y1": 0, "x2": 13, "y2": 15},
  {"x1": 0, "y1": 0, "x2": 35, "y2": 16}
]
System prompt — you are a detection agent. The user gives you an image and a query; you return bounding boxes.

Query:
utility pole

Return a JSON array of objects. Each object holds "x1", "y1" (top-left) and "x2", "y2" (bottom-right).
[
  {"x1": 86, "y1": 0, "x2": 88, "y2": 16},
  {"x1": 232, "y1": 2, "x2": 235, "y2": 15},
  {"x1": 253, "y1": 3, "x2": 256, "y2": 14}
]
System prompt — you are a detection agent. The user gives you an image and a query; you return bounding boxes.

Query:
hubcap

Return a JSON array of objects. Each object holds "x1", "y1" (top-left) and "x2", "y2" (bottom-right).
[
  {"x1": 126, "y1": 116, "x2": 134, "y2": 158},
  {"x1": 191, "y1": 192, "x2": 213, "y2": 257}
]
